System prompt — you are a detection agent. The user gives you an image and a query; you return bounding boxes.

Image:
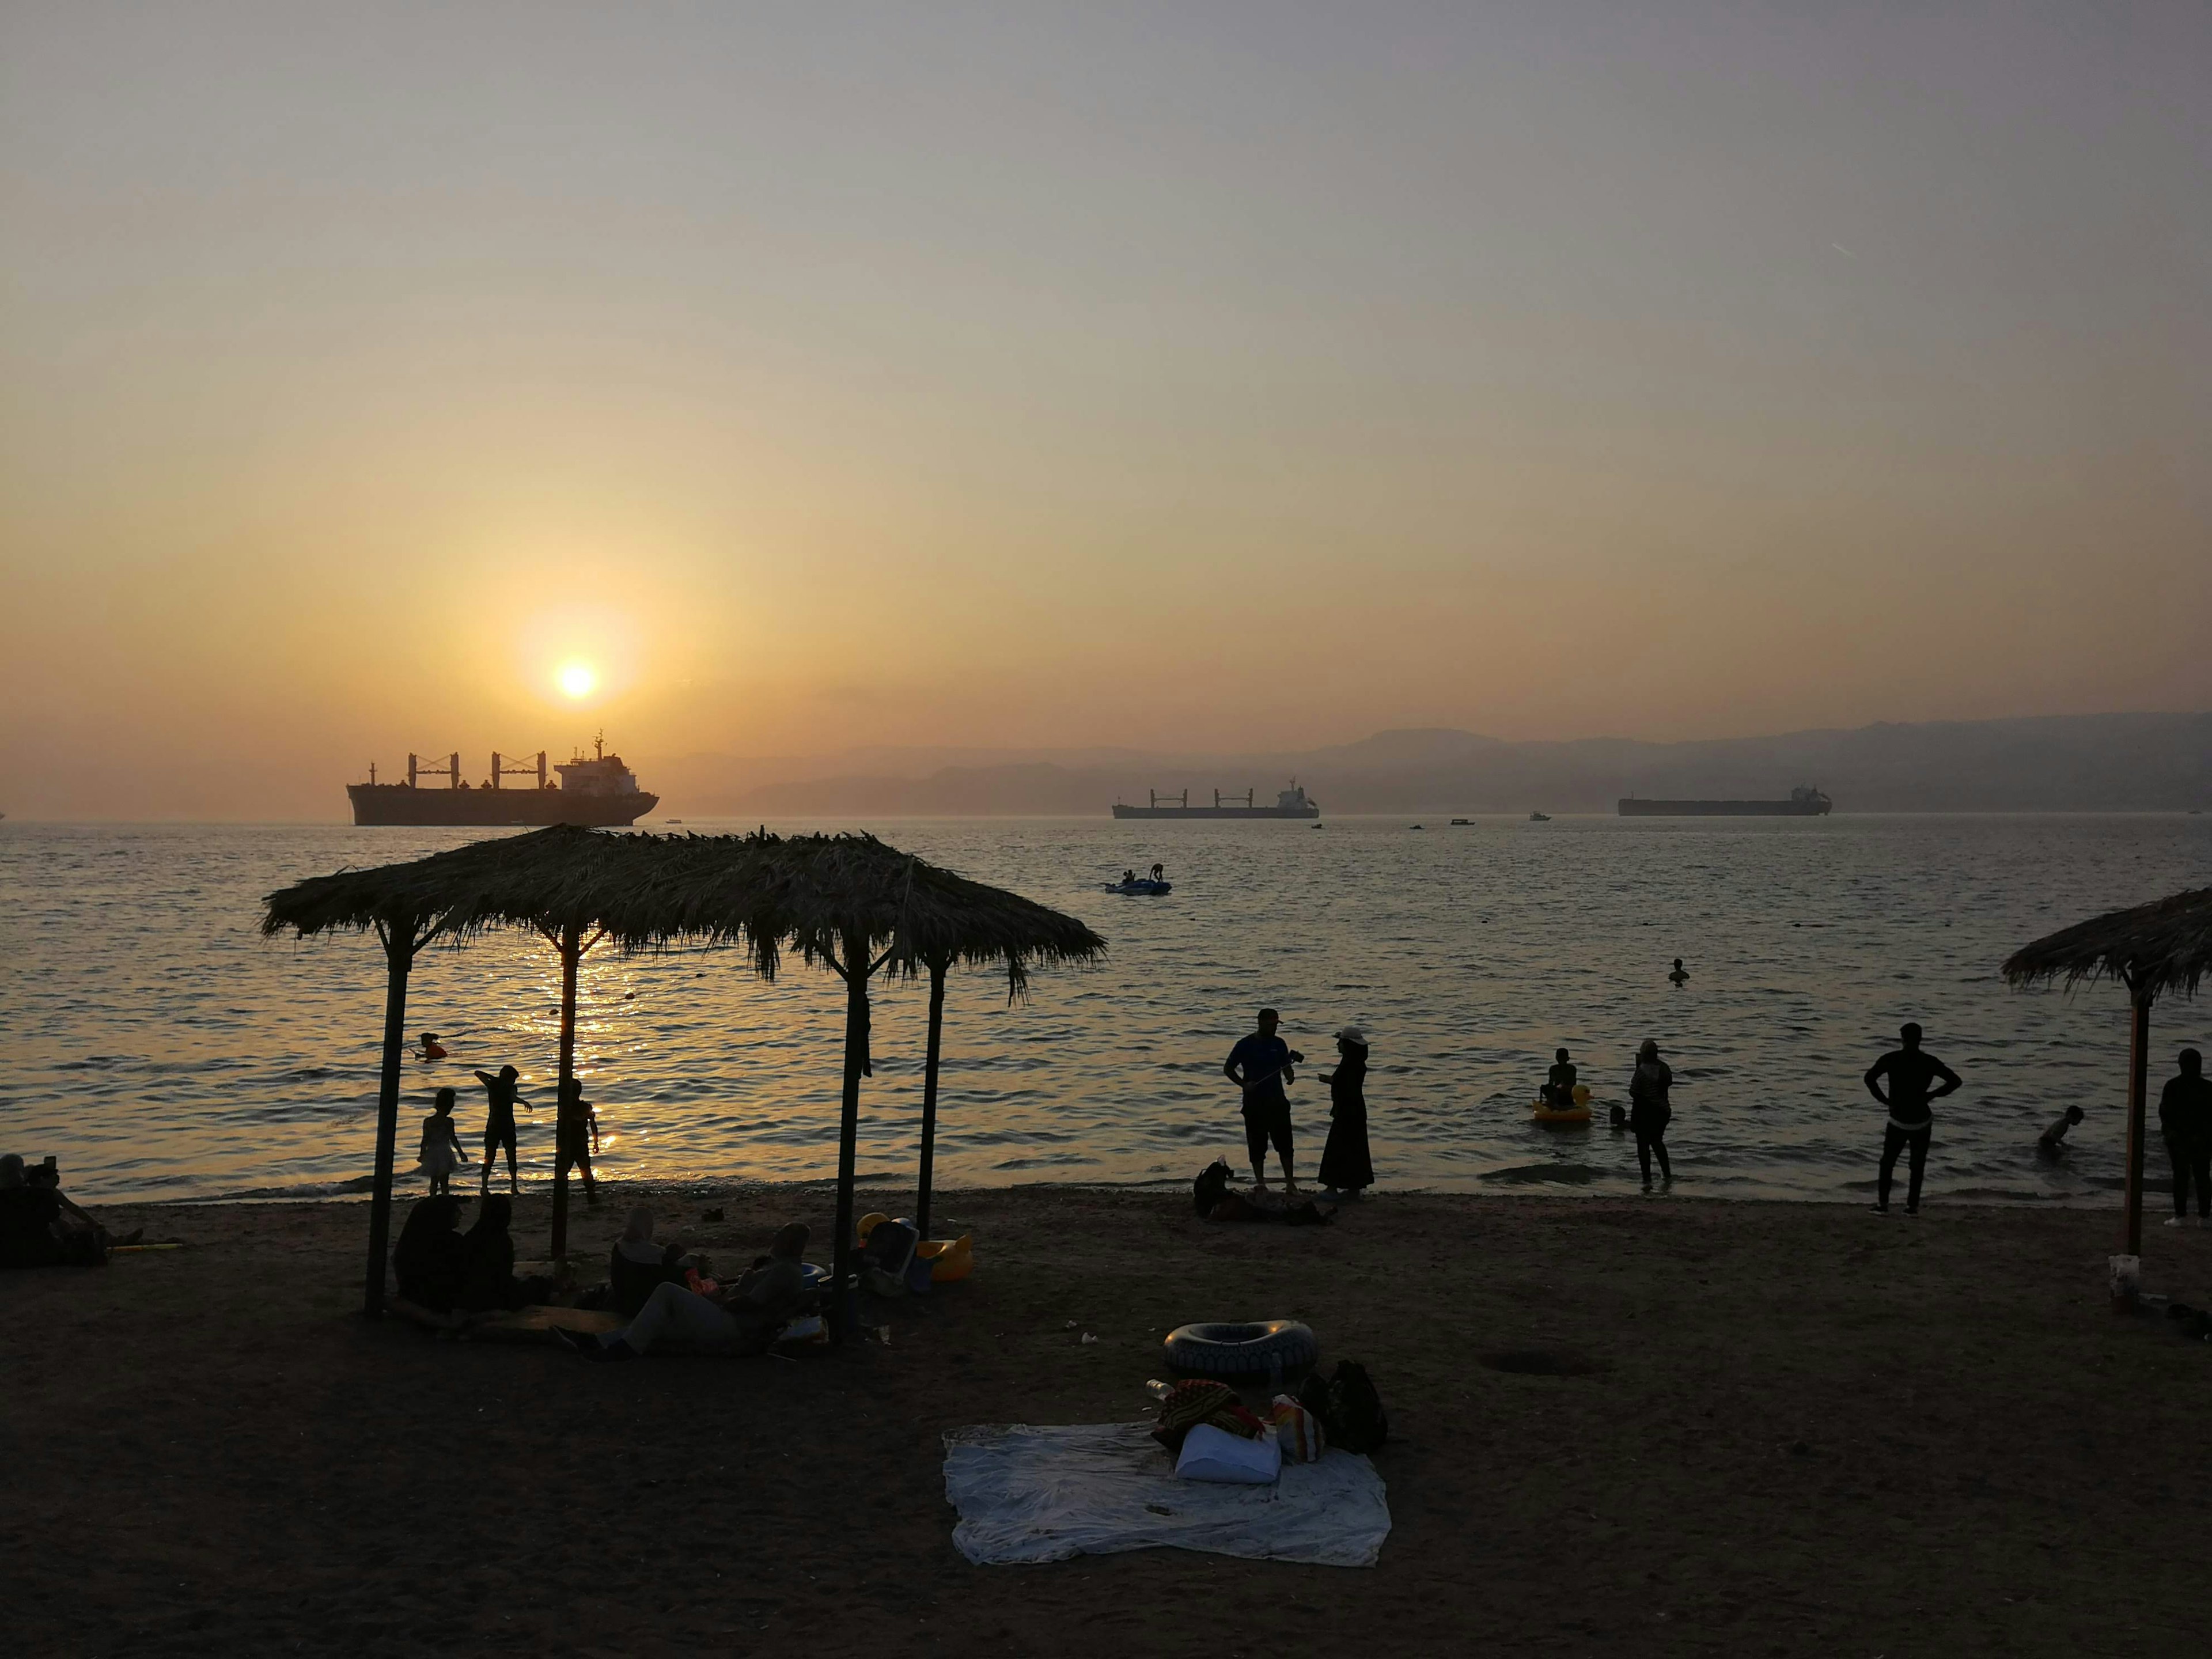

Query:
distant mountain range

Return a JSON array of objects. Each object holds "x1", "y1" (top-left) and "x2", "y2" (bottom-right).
[{"x1": 648, "y1": 713, "x2": 2212, "y2": 816}]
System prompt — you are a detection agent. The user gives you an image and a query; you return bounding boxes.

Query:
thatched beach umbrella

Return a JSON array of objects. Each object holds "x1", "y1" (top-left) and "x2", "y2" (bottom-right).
[
  {"x1": 266, "y1": 825, "x2": 1101, "y2": 1336},
  {"x1": 2003, "y1": 887, "x2": 2212, "y2": 1255},
  {"x1": 592, "y1": 830, "x2": 1104, "y2": 1334},
  {"x1": 262, "y1": 825, "x2": 638, "y2": 1315}
]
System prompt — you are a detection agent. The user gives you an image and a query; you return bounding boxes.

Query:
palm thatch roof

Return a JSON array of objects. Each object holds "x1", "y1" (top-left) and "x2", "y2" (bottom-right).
[
  {"x1": 600, "y1": 829, "x2": 1105, "y2": 993},
  {"x1": 2002, "y1": 886, "x2": 2212, "y2": 1003},
  {"x1": 260, "y1": 824, "x2": 635, "y2": 946},
  {"x1": 262, "y1": 824, "x2": 1104, "y2": 989}
]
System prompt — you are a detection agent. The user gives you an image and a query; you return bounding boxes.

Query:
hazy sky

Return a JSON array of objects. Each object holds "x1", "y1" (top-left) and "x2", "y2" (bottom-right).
[{"x1": 2, "y1": 1, "x2": 2206, "y2": 816}]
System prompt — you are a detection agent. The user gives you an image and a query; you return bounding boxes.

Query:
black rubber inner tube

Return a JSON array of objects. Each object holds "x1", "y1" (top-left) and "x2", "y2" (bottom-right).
[{"x1": 1162, "y1": 1319, "x2": 1318, "y2": 1378}]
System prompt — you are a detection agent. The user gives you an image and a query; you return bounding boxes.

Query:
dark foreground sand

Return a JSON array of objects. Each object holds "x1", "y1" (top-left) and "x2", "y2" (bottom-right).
[{"x1": 6, "y1": 1185, "x2": 2210, "y2": 1658}]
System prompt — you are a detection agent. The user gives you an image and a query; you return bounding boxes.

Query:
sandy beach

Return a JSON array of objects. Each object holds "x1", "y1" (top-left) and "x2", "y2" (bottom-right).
[{"x1": 6, "y1": 1185, "x2": 2210, "y2": 1658}]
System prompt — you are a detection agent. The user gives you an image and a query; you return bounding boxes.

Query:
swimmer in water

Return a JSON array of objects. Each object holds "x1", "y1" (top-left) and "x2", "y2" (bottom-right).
[
  {"x1": 416, "y1": 1032, "x2": 447, "y2": 1060},
  {"x1": 2036, "y1": 1104, "x2": 2084, "y2": 1159},
  {"x1": 1668, "y1": 959, "x2": 1690, "y2": 987}
]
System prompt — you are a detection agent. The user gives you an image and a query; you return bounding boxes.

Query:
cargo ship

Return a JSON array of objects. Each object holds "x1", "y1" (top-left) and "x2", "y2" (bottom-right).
[
  {"x1": 1618, "y1": 786, "x2": 1832, "y2": 818},
  {"x1": 1112, "y1": 783, "x2": 1321, "y2": 820},
  {"x1": 347, "y1": 734, "x2": 660, "y2": 827}
]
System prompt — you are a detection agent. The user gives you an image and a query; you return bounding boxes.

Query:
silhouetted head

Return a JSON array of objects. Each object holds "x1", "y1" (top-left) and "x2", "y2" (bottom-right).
[
  {"x1": 419, "y1": 1032, "x2": 436, "y2": 1043},
  {"x1": 1257, "y1": 1008, "x2": 1279, "y2": 1035},
  {"x1": 1900, "y1": 1023, "x2": 1923, "y2": 1049},
  {"x1": 622, "y1": 1205, "x2": 656, "y2": 1243},
  {"x1": 0, "y1": 1153, "x2": 22, "y2": 1190},
  {"x1": 1555, "y1": 1048, "x2": 1570, "y2": 1063},
  {"x1": 558, "y1": 1078, "x2": 581, "y2": 1102},
  {"x1": 2065, "y1": 1105, "x2": 2085, "y2": 1124},
  {"x1": 767, "y1": 1222, "x2": 810, "y2": 1260},
  {"x1": 1638, "y1": 1039, "x2": 1661, "y2": 1062},
  {"x1": 2183, "y1": 1048, "x2": 2204, "y2": 1078},
  {"x1": 1672, "y1": 959, "x2": 1683, "y2": 969},
  {"x1": 498, "y1": 1065, "x2": 519, "y2": 1082},
  {"x1": 475, "y1": 1195, "x2": 512, "y2": 1234},
  {"x1": 434, "y1": 1086, "x2": 456, "y2": 1115}
]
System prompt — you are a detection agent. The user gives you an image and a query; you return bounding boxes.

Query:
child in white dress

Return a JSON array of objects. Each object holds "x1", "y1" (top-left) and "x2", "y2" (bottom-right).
[{"x1": 419, "y1": 1088, "x2": 468, "y2": 1196}]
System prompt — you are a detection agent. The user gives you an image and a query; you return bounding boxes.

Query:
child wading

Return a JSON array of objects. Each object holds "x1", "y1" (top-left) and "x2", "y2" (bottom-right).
[
  {"x1": 556, "y1": 1077, "x2": 601, "y2": 1207},
  {"x1": 418, "y1": 1087, "x2": 467, "y2": 1196}
]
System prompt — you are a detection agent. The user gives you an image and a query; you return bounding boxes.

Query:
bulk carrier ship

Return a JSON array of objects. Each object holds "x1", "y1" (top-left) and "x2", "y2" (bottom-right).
[
  {"x1": 347, "y1": 734, "x2": 659, "y2": 827},
  {"x1": 1617, "y1": 786, "x2": 1832, "y2": 817},
  {"x1": 1112, "y1": 783, "x2": 1321, "y2": 820}
]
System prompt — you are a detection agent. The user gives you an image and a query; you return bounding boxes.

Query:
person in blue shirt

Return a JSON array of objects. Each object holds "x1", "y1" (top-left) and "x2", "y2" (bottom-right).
[{"x1": 1224, "y1": 1008, "x2": 1305, "y2": 1192}]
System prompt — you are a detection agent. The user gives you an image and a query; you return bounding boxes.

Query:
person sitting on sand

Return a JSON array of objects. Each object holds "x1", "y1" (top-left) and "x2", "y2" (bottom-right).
[
  {"x1": 0, "y1": 1154, "x2": 116, "y2": 1267},
  {"x1": 1628, "y1": 1039, "x2": 1674, "y2": 1190},
  {"x1": 1317, "y1": 1027, "x2": 1374, "y2": 1200},
  {"x1": 418, "y1": 1088, "x2": 468, "y2": 1196},
  {"x1": 1542, "y1": 1048, "x2": 1579, "y2": 1111},
  {"x1": 458, "y1": 1196, "x2": 548, "y2": 1312},
  {"x1": 416, "y1": 1032, "x2": 447, "y2": 1061},
  {"x1": 1668, "y1": 959, "x2": 1689, "y2": 987},
  {"x1": 560, "y1": 1224, "x2": 812, "y2": 1360},
  {"x1": 609, "y1": 1206, "x2": 691, "y2": 1317},
  {"x1": 474, "y1": 1066, "x2": 532, "y2": 1196},
  {"x1": 555, "y1": 1078, "x2": 601, "y2": 1207},
  {"x1": 1863, "y1": 1022, "x2": 1961, "y2": 1216},
  {"x1": 1225, "y1": 1008, "x2": 1305, "y2": 1193},
  {"x1": 392, "y1": 1194, "x2": 469, "y2": 1310},
  {"x1": 2160, "y1": 1048, "x2": 2212, "y2": 1228},
  {"x1": 2037, "y1": 1105, "x2": 2085, "y2": 1159}
]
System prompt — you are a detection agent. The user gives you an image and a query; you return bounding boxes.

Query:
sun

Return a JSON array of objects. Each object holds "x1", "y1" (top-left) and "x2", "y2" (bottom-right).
[{"x1": 556, "y1": 661, "x2": 598, "y2": 700}]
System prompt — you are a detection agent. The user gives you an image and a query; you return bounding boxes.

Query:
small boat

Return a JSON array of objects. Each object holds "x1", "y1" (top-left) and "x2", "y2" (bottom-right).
[
  {"x1": 1410, "y1": 824, "x2": 1424, "y2": 831},
  {"x1": 1450, "y1": 817, "x2": 1471, "y2": 825},
  {"x1": 1528, "y1": 811, "x2": 1551, "y2": 822},
  {"x1": 1106, "y1": 877, "x2": 1172, "y2": 896}
]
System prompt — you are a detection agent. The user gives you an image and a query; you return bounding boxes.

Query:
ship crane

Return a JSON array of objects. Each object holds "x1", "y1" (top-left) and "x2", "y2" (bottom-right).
[
  {"x1": 406, "y1": 752, "x2": 463, "y2": 789},
  {"x1": 490, "y1": 750, "x2": 550, "y2": 790}
]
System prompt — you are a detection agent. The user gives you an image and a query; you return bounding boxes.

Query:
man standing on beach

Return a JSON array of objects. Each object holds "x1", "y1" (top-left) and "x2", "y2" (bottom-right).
[
  {"x1": 1224, "y1": 1009, "x2": 1304, "y2": 1192},
  {"x1": 1863, "y1": 1022, "x2": 1961, "y2": 1215}
]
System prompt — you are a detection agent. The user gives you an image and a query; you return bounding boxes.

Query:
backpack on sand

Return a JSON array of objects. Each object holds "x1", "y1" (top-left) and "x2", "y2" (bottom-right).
[{"x1": 1299, "y1": 1359, "x2": 1389, "y2": 1455}]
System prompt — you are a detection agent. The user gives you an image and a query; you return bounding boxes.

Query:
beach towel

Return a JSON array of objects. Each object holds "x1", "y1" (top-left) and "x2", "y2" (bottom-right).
[{"x1": 942, "y1": 1423, "x2": 1390, "y2": 1567}]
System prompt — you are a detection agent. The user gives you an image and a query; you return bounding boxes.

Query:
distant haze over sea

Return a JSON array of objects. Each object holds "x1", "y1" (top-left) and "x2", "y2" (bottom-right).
[{"x1": 653, "y1": 713, "x2": 2212, "y2": 819}]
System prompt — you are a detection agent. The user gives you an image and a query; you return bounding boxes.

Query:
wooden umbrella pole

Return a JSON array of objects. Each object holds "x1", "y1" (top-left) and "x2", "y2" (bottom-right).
[
  {"x1": 830, "y1": 932, "x2": 870, "y2": 1346},
  {"x1": 916, "y1": 959, "x2": 947, "y2": 1240},
  {"x1": 364, "y1": 926, "x2": 415, "y2": 1320},
  {"x1": 2124, "y1": 987, "x2": 2152, "y2": 1257},
  {"x1": 551, "y1": 920, "x2": 582, "y2": 1265}
]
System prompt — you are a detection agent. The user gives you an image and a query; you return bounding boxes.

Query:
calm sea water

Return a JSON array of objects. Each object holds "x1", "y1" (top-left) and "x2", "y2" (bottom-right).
[{"x1": 3, "y1": 815, "x2": 2208, "y2": 1205}]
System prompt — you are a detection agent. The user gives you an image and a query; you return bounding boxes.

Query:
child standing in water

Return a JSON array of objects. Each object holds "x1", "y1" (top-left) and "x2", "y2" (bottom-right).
[
  {"x1": 556, "y1": 1078, "x2": 602, "y2": 1206},
  {"x1": 418, "y1": 1088, "x2": 467, "y2": 1196}
]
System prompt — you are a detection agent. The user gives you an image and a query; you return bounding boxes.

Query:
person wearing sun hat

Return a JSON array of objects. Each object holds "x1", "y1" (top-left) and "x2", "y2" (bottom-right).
[{"x1": 1317, "y1": 1025, "x2": 1374, "y2": 1201}]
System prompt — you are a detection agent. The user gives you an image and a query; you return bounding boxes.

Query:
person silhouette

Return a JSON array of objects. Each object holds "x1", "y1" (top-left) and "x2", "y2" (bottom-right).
[
  {"x1": 1668, "y1": 959, "x2": 1689, "y2": 987},
  {"x1": 2159, "y1": 1048, "x2": 2212, "y2": 1226},
  {"x1": 474, "y1": 1065, "x2": 532, "y2": 1196},
  {"x1": 416, "y1": 1031, "x2": 447, "y2": 1060},
  {"x1": 1628, "y1": 1039, "x2": 1673, "y2": 1189},
  {"x1": 1224, "y1": 1008, "x2": 1304, "y2": 1192},
  {"x1": 1863, "y1": 1022, "x2": 1961, "y2": 1215},
  {"x1": 418, "y1": 1087, "x2": 467, "y2": 1196},
  {"x1": 1150, "y1": 862, "x2": 1165, "y2": 883},
  {"x1": 1543, "y1": 1047, "x2": 1578, "y2": 1110},
  {"x1": 556, "y1": 1077, "x2": 602, "y2": 1207}
]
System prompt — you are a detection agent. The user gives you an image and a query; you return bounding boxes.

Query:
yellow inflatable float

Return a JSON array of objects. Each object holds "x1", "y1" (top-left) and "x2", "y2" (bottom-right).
[{"x1": 1531, "y1": 1083, "x2": 1594, "y2": 1125}]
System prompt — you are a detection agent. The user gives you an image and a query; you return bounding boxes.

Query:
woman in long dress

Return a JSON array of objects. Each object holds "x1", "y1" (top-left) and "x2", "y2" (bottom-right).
[{"x1": 1317, "y1": 1027, "x2": 1374, "y2": 1199}]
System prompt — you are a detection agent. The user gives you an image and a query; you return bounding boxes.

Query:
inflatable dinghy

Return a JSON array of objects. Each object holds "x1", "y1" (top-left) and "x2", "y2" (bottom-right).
[
  {"x1": 1532, "y1": 1083, "x2": 1594, "y2": 1124},
  {"x1": 1106, "y1": 878, "x2": 1172, "y2": 895}
]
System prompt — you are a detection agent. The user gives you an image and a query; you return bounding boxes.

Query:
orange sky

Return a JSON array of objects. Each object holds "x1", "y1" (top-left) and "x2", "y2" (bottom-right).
[{"x1": 2, "y1": 3, "x2": 2206, "y2": 817}]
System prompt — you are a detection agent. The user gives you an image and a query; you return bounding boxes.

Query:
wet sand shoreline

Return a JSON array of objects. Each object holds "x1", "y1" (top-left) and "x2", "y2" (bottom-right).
[{"x1": 7, "y1": 1185, "x2": 2210, "y2": 1657}]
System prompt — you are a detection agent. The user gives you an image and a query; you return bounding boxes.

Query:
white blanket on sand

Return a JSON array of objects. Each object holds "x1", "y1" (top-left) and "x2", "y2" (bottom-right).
[{"x1": 942, "y1": 1423, "x2": 1391, "y2": 1567}]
